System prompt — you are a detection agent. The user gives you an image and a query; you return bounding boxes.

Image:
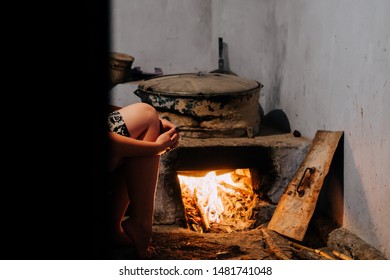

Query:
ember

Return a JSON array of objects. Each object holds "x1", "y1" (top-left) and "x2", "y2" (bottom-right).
[{"x1": 178, "y1": 169, "x2": 259, "y2": 233}]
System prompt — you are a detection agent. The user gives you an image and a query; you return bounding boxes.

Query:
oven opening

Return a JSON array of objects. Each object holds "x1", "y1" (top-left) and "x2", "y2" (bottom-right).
[{"x1": 178, "y1": 168, "x2": 260, "y2": 233}]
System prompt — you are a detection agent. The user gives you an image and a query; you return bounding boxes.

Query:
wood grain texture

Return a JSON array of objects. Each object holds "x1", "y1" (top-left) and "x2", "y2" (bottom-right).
[{"x1": 267, "y1": 130, "x2": 343, "y2": 241}]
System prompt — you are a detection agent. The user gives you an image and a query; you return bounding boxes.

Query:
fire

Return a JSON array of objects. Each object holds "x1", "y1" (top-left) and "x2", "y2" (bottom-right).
[{"x1": 178, "y1": 169, "x2": 259, "y2": 233}]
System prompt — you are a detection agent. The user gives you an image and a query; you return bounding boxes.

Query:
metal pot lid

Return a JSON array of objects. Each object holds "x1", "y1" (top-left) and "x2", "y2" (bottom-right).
[{"x1": 136, "y1": 72, "x2": 262, "y2": 97}]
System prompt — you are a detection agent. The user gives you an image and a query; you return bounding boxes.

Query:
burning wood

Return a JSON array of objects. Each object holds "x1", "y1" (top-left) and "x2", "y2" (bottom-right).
[
  {"x1": 181, "y1": 187, "x2": 203, "y2": 232},
  {"x1": 178, "y1": 169, "x2": 259, "y2": 233},
  {"x1": 194, "y1": 188, "x2": 211, "y2": 232}
]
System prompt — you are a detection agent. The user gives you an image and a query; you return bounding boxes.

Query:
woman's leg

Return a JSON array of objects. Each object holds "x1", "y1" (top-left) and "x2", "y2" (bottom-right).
[
  {"x1": 110, "y1": 103, "x2": 161, "y2": 257},
  {"x1": 109, "y1": 164, "x2": 132, "y2": 246},
  {"x1": 121, "y1": 154, "x2": 160, "y2": 257}
]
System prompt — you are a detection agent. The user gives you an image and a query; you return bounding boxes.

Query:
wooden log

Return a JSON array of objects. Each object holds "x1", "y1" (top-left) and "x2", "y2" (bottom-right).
[
  {"x1": 327, "y1": 227, "x2": 386, "y2": 260},
  {"x1": 268, "y1": 130, "x2": 344, "y2": 241}
]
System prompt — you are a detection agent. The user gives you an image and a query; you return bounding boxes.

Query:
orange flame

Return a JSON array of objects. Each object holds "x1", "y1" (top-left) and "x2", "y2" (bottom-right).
[{"x1": 178, "y1": 169, "x2": 254, "y2": 226}]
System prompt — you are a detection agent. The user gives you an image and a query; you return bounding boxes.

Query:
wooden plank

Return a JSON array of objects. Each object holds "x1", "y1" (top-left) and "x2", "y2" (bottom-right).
[{"x1": 267, "y1": 130, "x2": 343, "y2": 241}]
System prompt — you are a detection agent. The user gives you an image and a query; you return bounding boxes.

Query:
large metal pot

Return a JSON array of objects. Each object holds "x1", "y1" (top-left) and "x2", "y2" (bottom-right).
[{"x1": 134, "y1": 72, "x2": 263, "y2": 138}]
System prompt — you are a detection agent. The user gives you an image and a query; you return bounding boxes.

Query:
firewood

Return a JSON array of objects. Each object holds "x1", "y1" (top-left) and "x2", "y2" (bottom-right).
[
  {"x1": 332, "y1": 250, "x2": 353, "y2": 260},
  {"x1": 315, "y1": 249, "x2": 335, "y2": 260},
  {"x1": 195, "y1": 199, "x2": 210, "y2": 232},
  {"x1": 261, "y1": 228, "x2": 290, "y2": 260},
  {"x1": 221, "y1": 182, "x2": 252, "y2": 195},
  {"x1": 191, "y1": 223, "x2": 203, "y2": 233},
  {"x1": 187, "y1": 217, "x2": 199, "y2": 225},
  {"x1": 288, "y1": 241, "x2": 336, "y2": 260},
  {"x1": 180, "y1": 168, "x2": 259, "y2": 233}
]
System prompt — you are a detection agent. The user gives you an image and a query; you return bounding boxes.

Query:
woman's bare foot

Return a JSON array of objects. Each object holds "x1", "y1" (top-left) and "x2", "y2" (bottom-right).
[
  {"x1": 112, "y1": 228, "x2": 134, "y2": 247},
  {"x1": 108, "y1": 216, "x2": 134, "y2": 247},
  {"x1": 121, "y1": 218, "x2": 154, "y2": 259}
]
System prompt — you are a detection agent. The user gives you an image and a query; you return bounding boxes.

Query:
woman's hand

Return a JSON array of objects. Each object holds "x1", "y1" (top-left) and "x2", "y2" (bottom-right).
[
  {"x1": 155, "y1": 125, "x2": 180, "y2": 155},
  {"x1": 159, "y1": 118, "x2": 179, "y2": 133}
]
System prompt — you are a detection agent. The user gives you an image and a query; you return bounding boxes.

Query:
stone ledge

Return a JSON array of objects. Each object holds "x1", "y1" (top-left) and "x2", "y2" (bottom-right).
[{"x1": 178, "y1": 132, "x2": 310, "y2": 148}]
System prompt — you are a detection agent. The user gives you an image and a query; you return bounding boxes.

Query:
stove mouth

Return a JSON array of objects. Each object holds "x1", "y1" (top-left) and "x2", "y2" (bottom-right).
[
  {"x1": 177, "y1": 168, "x2": 260, "y2": 233},
  {"x1": 152, "y1": 137, "x2": 298, "y2": 231}
]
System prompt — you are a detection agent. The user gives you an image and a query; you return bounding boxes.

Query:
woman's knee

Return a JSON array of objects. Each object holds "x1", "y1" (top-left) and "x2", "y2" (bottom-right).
[
  {"x1": 138, "y1": 103, "x2": 159, "y2": 122},
  {"x1": 121, "y1": 103, "x2": 160, "y2": 139},
  {"x1": 120, "y1": 103, "x2": 159, "y2": 124}
]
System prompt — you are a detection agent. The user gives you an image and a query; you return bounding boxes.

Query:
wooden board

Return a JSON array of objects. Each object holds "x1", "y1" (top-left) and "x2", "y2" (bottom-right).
[{"x1": 267, "y1": 130, "x2": 343, "y2": 241}]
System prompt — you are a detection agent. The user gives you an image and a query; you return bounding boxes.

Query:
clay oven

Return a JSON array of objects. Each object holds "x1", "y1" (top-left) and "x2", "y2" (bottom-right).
[{"x1": 132, "y1": 72, "x2": 309, "y2": 233}]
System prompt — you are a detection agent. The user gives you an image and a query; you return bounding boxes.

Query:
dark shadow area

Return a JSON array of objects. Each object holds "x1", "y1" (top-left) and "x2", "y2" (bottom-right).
[
  {"x1": 310, "y1": 133, "x2": 345, "y2": 244},
  {"x1": 315, "y1": 133, "x2": 344, "y2": 226},
  {"x1": 262, "y1": 109, "x2": 291, "y2": 133},
  {"x1": 258, "y1": 109, "x2": 292, "y2": 136},
  {"x1": 1, "y1": 2, "x2": 111, "y2": 260}
]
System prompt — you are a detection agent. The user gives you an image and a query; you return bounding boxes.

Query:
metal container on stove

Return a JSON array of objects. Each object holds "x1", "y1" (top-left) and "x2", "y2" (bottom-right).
[
  {"x1": 134, "y1": 72, "x2": 263, "y2": 138},
  {"x1": 109, "y1": 52, "x2": 134, "y2": 86}
]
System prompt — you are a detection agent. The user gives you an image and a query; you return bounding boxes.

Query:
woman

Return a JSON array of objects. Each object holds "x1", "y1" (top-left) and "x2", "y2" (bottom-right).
[{"x1": 108, "y1": 102, "x2": 180, "y2": 258}]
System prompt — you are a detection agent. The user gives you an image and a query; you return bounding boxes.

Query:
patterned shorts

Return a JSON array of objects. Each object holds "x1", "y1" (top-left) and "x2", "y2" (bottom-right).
[{"x1": 108, "y1": 110, "x2": 130, "y2": 137}]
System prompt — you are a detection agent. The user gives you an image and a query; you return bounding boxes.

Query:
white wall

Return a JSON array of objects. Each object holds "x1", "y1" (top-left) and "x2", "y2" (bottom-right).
[
  {"x1": 276, "y1": 0, "x2": 390, "y2": 259},
  {"x1": 111, "y1": 0, "x2": 390, "y2": 258},
  {"x1": 110, "y1": 0, "x2": 213, "y2": 74}
]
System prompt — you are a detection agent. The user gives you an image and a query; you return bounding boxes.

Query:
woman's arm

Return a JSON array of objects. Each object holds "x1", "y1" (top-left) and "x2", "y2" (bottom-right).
[{"x1": 108, "y1": 125, "x2": 180, "y2": 157}]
